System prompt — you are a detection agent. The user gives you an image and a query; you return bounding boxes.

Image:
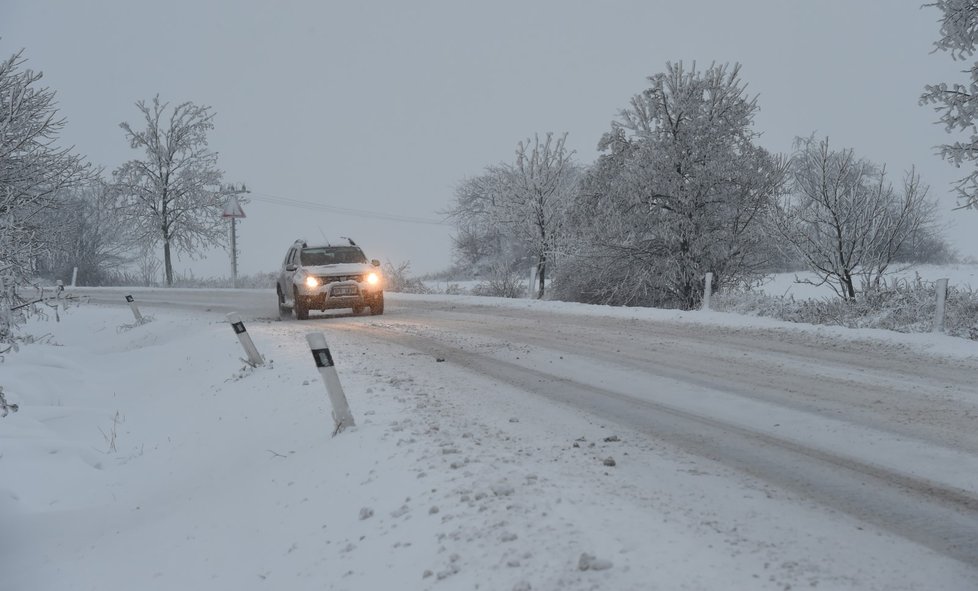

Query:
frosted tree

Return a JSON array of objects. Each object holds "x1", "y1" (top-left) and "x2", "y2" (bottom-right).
[
  {"x1": 921, "y1": 0, "x2": 978, "y2": 209},
  {"x1": 0, "y1": 48, "x2": 92, "y2": 341},
  {"x1": 448, "y1": 169, "x2": 516, "y2": 276},
  {"x1": 113, "y1": 96, "x2": 244, "y2": 286},
  {"x1": 447, "y1": 133, "x2": 579, "y2": 297},
  {"x1": 558, "y1": 62, "x2": 787, "y2": 309},
  {"x1": 772, "y1": 137, "x2": 938, "y2": 300},
  {"x1": 498, "y1": 133, "x2": 577, "y2": 299},
  {"x1": 35, "y1": 179, "x2": 134, "y2": 285},
  {"x1": 555, "y1": 128, "x2": 668, "y2": 306}
]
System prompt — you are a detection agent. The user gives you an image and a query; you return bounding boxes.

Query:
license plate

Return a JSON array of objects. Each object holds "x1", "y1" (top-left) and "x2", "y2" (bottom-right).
[{"x1": 331, "y1": 285, "x2": 357, "y2": 296}]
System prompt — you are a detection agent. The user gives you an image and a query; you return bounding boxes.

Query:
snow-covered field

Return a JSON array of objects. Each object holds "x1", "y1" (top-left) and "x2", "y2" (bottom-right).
[
  {"x1": 425, "y1": 263, "x2": 978, "y2": 300},
  {"x1": 1, "y1": 286, "x2": 978, "y2": 590}
]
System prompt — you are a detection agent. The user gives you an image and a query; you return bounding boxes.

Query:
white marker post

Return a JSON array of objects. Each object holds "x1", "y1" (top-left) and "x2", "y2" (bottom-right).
[
  {"x1": 71, "y1": 267, "x2": 78, "y2": 288},
  {"x1": 702, "y1": 272, "x2": 713, "y2": 311},
  {"x1": 306, "y1": 332, "x2": 355, "y2": 435},
  {"x1": 227, "y1": 312, "x2": 264, "y2": 367},
  {"x1": 125, "y1": 295, "x2": 143, "y2": 323},
  {"x1": 934, "y1": 277, "x2": 949, "y2": 333}
]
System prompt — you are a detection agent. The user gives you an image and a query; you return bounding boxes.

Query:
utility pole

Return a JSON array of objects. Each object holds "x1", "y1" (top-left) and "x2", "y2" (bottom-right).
[
  {"x1": 231, "y1": 212, "x2": 238, "y2": 286},
  {"x1": 221, "y1": 186, "x2": 248, "y2": 288}
]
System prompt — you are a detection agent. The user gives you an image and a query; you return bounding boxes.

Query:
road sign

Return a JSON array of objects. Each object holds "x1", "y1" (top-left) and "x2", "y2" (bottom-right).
[{"x1": 222, "y1": 196, "x2": 246, "y2": 218}]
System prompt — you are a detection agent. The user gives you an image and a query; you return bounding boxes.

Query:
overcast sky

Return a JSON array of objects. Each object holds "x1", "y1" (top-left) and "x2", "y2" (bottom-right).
[{"x1": 2, "y1": 0, "x2": 975, "y2": 278}]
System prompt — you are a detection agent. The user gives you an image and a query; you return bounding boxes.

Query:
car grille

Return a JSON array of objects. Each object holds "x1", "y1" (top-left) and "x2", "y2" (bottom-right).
[{"x1": 318, "y1": 274, "x2": 362, "y2": 284}]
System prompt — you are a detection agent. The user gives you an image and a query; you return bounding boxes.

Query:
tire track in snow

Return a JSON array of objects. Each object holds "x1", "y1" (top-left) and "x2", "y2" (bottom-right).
[{"x1": 332, "y1": 318, "x2": 978, "y2": 569}]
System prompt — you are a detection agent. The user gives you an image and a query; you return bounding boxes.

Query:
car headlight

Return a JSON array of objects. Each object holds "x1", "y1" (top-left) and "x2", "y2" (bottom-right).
[
  {"x1": 305, "y1": 275, "x2": 320, "y2": 288},
  {"x1": 366, "y1": 272, "x2": 380, "y2": 285}
]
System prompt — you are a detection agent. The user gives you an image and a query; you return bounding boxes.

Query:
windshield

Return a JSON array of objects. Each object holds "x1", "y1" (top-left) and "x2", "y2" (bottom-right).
[{"x1": 300, "y1": 246, "x2": 367, "y2": 266}]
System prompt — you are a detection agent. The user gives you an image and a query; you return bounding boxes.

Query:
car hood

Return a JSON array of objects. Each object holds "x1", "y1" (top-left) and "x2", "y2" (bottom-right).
[{"x1": 301, "y1": 263, "x2": 374, "y2": 277}]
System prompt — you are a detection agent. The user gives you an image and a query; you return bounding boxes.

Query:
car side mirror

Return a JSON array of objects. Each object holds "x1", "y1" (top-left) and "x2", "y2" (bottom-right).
[
  {"x1": 371, "y1": 259, "x2": 381, "y2": 267},
  {"x1": 286, "y1": 264, "x2": 297, "y2": 272}
]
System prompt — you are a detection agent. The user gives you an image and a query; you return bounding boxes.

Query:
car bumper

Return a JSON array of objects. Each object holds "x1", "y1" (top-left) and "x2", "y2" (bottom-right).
[{"x1": 297, "y1": 282, "x2": 381, "y2": 310}]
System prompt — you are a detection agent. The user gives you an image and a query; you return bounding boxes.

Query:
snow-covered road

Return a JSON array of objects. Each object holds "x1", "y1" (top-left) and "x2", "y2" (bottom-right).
[
  {"x1": 321, "y1": 296, "x2": 978, "y2": 566},
  {"x1": 4, "y1": 288, "x2": 978, "y2": 590}
]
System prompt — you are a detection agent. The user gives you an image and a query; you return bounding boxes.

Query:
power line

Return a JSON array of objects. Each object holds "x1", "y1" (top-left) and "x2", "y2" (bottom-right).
[{"x1": 247, "y1": 192, "x2": 451, "y2": 226}]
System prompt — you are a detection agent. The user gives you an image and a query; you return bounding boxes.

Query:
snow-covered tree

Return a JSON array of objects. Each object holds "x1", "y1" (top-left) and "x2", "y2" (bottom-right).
[
  {"x1": 35, "y1": 179, "x2": 134, "y2": 285},
  {"x1": 0, "y1": 48, "x2": 92, "y2": 341},
  {"x1": 921, "y1": 0, "x2": 978, "y2": 209},
  {"x1": 557, "y1": 62, "x2": 787, "y2": 309},
  {"x1": 498, "y1": 133, "x2": 577, "y2": 298},
  {"x1": 448, "y1": 169, "x2": 510, "y2": 275},
  {"x1": 447, "y1": 133, "x2": 579, "y2": 297},
  {"x1": 772, "y1": 136, "x2": 938, "y2": 300},
  {"x1": 113, "y1": 96, "x2": 243, "y2": 286}
]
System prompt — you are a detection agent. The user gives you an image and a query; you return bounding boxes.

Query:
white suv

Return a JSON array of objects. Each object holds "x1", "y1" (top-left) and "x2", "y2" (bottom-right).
[{"x1": 276, "y1": 238, "x2": 384, "y2": 319}]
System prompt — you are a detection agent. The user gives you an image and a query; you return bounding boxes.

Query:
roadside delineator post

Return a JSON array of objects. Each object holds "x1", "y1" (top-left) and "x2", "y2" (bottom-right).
[
  {"x1": 125, "y1": 295, "x2": 143, "y2": 323},
  {"x1": 933, "y1": 277, "x2": 949, "y2": 333},
  {"x1": 702, "y1": 272, "x2": 714, "y2": 311},
  {"x1": 227, "y1": 312, "x2": 264, "y2": 367},
  {"x1": 306, "y1": 332, "x2": 355, "y2": 435}
]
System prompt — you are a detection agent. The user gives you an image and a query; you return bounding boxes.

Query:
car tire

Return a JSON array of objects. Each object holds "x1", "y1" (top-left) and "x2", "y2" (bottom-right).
[
  {"x1": 294, "y1": 289, "x2": 310, "y2": 320},
  {"x1": 277, "y1": 287, "x2": 291, "y2": 319},
  {"x1": 369, "y1": 292, "x2": 384, "y2": 315}
]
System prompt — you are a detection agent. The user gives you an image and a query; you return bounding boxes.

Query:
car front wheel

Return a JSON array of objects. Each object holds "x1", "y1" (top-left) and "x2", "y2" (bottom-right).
[
  {"x1": 369, "y1": 292, "x2": 384, "y2": 315},
  {"x1": 294, "y1": 289, "x2": 310, "y2": 320},
  {"x1": 277, "y1": 287, "x2": 291, "y2": 319}
]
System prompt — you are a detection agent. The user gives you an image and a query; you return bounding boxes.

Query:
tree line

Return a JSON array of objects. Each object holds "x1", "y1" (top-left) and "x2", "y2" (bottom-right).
[
  {"x1": 2, "y1": 1, "x2": 978, "y2": 343},
  {"x1": 447, "y1": 3, "x2": 978, "y2": 309},
  {"x1": 0, "y1": 49, "x2": 241, "y2": 290},
  {"x1": 0, "y1": 46, "x2": 242, "y2": 342}
]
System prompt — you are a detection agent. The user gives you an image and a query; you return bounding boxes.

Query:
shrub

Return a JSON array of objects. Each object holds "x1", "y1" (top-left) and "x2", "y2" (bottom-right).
[
  {"x1": 713, "y1": 276, "x2": 978, "y2": 340},
  {"x1": 470, "y1": 265, "x2": 525, "y2": 298},
  {"x1": 381, "y1": 261, "x2": 430, "y2": 294}
]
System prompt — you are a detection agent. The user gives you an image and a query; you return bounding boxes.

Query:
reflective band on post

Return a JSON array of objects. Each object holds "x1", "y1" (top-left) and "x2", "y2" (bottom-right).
[
  {"x1": 232, "y1": 321, "x2": 246, "y2": 335},
  {"x1": 311, "y1": 347, "x2": 334, "y2": 368},
  {"x1": 125, "y1": 295, "x2": 134, "y2": 303}
]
